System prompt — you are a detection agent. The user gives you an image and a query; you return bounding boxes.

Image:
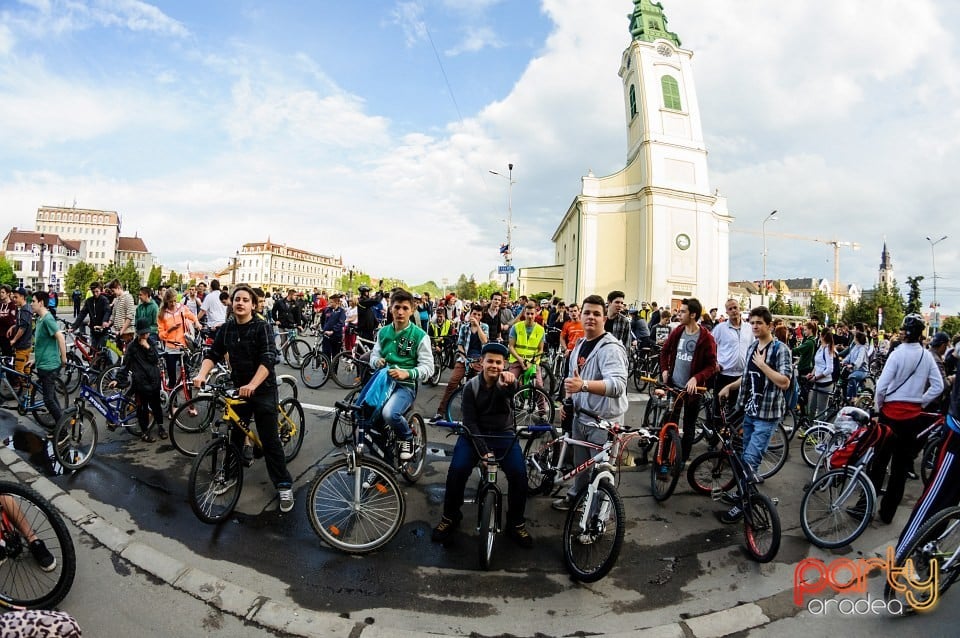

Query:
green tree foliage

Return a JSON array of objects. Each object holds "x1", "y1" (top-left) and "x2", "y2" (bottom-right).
[
  {"x1": 808, "y1": 290, "x2": 839, "y2": 324},
  {"x1": 166, "y1": 271, "x2": 184, "y2": 290},
  {"x1": 411, "y1": 281, "x2": 442, "y2": 299},
  {"x1": 475, "y1": 280, "x2": 503, "y2": 301},
  {"x1": 454, "y1": 275, "x2": 478, "y2": 300},
  {"x1": 905, "y1": 275, "x2": 924, "y2": 315},
  {"x1": 842, "y1": 282, "x2": 904, "y2": 331},
  {"x1": 337, "y1": 271, "x2": 372, "y2": 296},
  {"x1": 769, "y1": 292, "x2": 789, "y2": 315},
  {"x1": 65, "y1": 261, "x2": 98, "y2": 292},
  {"x1": 0, "y1": 256, "x2": 17, "y2": 287},
  {"x1": 940, "y1": 316, "x2": 960, "y2": 337},
  {"x1": 147, "y1": 264, "x2": 163, "y2": 290},
  {"x1": 102, "y1": 260, "x2": 141, "y2": 292}
]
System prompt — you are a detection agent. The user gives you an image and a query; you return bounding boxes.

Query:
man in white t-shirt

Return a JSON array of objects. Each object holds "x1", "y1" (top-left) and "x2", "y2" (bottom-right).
[{"x1": 198, "y1": 279, "x2": 228, "y2": 329}]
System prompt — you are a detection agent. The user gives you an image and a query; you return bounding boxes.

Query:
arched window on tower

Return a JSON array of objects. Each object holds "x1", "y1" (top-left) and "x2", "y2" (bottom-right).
[
  {"x1": 661, "y1": 75, "x2": 681, "y2": 110},
  {"x1": 629, "y1": 85, "x2": 637, "y2": 119}
]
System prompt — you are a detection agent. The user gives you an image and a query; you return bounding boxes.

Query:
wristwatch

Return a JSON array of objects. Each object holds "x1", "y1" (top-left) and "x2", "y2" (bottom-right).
[{"x1": 580, "y1": 380, "x2": 589, "y2": 393}]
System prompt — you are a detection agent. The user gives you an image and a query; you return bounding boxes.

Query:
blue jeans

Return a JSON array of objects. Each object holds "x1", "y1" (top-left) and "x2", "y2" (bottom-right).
[
  {"x1": 846, "y1": 370, "x2": 867, "y2": 401},
  {"x1": 741, "y1": 414, "x2": 778, "y2": 473},
  {"x1": 443, "y1": 434, "x2": 527, "y2": 526},
  {"x1": 382, "y1": 385, "x2": 415, "y2": 440}
]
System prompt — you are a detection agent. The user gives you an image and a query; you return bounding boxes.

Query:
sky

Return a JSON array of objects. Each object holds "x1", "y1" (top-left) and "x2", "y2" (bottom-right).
[{"x1": 2, "y1": 0, "x2": 960, "y2": 313}]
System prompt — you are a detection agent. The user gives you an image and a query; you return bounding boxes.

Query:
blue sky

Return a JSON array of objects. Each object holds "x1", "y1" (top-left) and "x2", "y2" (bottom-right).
[{"x1": 2, "y1": 1, "x2": 960, "y2": 314}]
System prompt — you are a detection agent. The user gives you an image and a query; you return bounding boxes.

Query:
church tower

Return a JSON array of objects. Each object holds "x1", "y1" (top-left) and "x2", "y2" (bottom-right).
[
  {"x1": 549, "y1": 0, "x2": 732, "y2": 310},
  {"x1": 878, "y1": 240, "x2": 894, "y2": 288}
]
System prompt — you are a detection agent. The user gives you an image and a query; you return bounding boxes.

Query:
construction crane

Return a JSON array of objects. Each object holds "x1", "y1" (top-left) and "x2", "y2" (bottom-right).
[{"x1": 733, "y1": 229, "x2": 860, "y2": 304}]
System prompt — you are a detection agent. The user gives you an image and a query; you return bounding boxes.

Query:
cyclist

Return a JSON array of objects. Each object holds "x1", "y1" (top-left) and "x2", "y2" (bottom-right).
[
  {"x1": 356, "y1": 285, "x2": 383, "y2": 343},
  {"x1": 158, "y1": 288, "x2": 201, "y2": 384},
  {"x1": 841, "y1": 331, "x2": 870, "y2": 401},
  {"x1": 0, "y1": 494, "x2": 57, "y2": 571},
  {"x1": 604, "y1": 291, "x2": 633, "y2": 350},
  {"x1": 507, "y1": 302, "x2": 545, "y2": 387},
  {"x1": 9, "y1": 287, "x2": 33, "y2": 384},
  {"x1": 319, "y1": 293, "x2": 346, "y2": 359},
  {"x1": 717, "y1": 306, "x2": 792, "y2": 523},
  {"x1": 712, "y1": 299, "x2": 753, "y2": 424},
  {"x1": 111, "y1": 318, "x2": 165, "y2": 442},
  {"x1": 369, "y1": 288, "x2": 434, "y2": 461},
  {"x1": 431, "y1": 341, "x2": 532, "y2": 547},
  {"x1": 136, "y1": 286, "x2": 160, "y2": 347},
  {"x1": 108, "y1": 279, "x2": 136, "y2": 346},
  {"x1": 553, "y1": 294, "x2": 628, "y2": 511},
  {"x1": 31, "y1": 291, "x2": 67, "y2": 429},
  {"x1": 0, "y1": 285, "x2": 15, "y2": 360},
  {"x1": 197, "y1": 279, "x2": 227, "y2": 331},
  {"x1": 271, "y1": 289, "x2": 300, "y2": 347},
  {"x1": 481, "y1": 292, "x2": 513, "y2": 343},
  {"x1": 192, "y1": 284, "x2": 295, "y2": 513},
  {"x1": 433, "y1": 304, "x2": 488, "y2": 422},
  {"x1": 73, "y1": 282, "x2": 112, "y2": 350}
]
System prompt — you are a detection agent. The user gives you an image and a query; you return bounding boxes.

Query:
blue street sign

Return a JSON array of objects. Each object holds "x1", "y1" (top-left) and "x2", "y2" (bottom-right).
[{"x1": 498, "y1": 265, "x2": 515, "y2": 274}]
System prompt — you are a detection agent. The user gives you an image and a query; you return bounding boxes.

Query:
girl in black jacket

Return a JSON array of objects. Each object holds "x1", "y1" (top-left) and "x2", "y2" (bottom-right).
[{"x1": 112, "y1": 319, "x2": 164, "y2": 443}]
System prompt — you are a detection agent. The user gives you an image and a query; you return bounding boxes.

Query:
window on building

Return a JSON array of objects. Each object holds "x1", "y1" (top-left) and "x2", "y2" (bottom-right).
[
  {"x1": 629, "y1": 85, "x2": 637, "y2": 118},
  {"x1": 661, "y1": 75, "x2": 682, "y2": 110}
]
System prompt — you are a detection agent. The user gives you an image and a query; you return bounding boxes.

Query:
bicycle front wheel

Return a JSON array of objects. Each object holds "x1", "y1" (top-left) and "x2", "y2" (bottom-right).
[
  {"x1": 330, "y1": 389, "x2": 359, "y2": 448},
  {"x1": 800, "y1": 424, "x2": 833, "y2": 468},
  {"x1": 650, "y1": 427, "x2": 682, "y2": 502},
  {"x1": 523, "y1": 427, "x2": 560, "y2": 496},
  {"x1": 277, "y1": 374, "x2": 299, "y2": 401},
  {"x1": 331, "y1": 353, "x2": 364, "y2": 389},
  {"x1": 400, "y1": 413, "x2": 428, "y2": 484},
  {"x1": 299, "y1": 352, "x2": 330, "y2": 389},
  {"x1": 29, "y1": 377, "x2": 69, "y2": 429},
  {"x1": 283, "y1": 338, "x2": 310, "y2": 369},
  {"x1": 512, "y1": 386, "x2": 554, "y2": 429},
  {"x1": 884, "y1": 505, "x2": 960, "y2": 611},
  {"x1": 920, "y1": 436, "x2": 941, "y2": 487},
  {"x1": 306, "y1": 457, "x2": 404, "y2": 554},
  {"x1": 168, "y1": 395, "x2": 217, "y2": 457},
  {"x1": 62, "y1": 353, "x2": 84, "y2": 394},
  {"x1": 279, "y1": 397, "x2": 305, "y2": 462},
  {"x1": 800, "y1": 468, "x2": 873, "y2": 549},
  {"x1": 445, "y1": 386, "x2": 465, "y2": 423},
  {"x1": 188, "y1": 438, "x2": 243, "y2": 524},
  {"x1": 478, "y1": 489, "x2": 498, "y2": 571},
  {"x1": 758, "y1": 423, "x2": 789, "y2": 479},
  {"x1": 687, "y1": 450, "x2": 736, "y2": 495},
  {"x1": 744, "y1": 491, "x2": 781, "y2": 563},
  {"x1": 562, "y1": 480, "x2": 626, "y2": 582},
  {"x1": 53, "y1": 408, "x2": 98, "y2": 471},
  {"x1": 0, "y1": 481, "x2": 77, "y2": 609}
]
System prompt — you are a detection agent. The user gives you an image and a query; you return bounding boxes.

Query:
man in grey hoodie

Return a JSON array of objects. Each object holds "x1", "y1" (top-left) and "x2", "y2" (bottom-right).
[{"x1": 553, "y1": 294, "x2": 629, "y2": 510}]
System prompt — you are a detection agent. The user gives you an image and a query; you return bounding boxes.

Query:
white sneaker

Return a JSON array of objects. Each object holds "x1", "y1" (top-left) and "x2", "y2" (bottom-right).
[
  {"x1": 399, "y1": 438, "x2": 414, "y2": 461},
  {"x1": 278, "y1": 487, "x2": 294, "y2": 513}
]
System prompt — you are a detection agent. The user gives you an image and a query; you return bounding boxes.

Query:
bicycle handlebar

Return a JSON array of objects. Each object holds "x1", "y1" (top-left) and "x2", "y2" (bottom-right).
[{"x1": 640, "y1": 376, "x2": 707, "y2": 393}]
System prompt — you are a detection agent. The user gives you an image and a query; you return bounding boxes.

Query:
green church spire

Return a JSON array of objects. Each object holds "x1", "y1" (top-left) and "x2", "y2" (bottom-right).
[{"x1": 629, "y1": 0, "x2": 681, "y2": 47}]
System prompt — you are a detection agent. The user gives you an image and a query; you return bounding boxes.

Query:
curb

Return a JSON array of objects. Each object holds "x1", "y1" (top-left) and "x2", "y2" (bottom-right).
[{"x1": 0, "y1": 443, "x2": 900, "y2": 637}]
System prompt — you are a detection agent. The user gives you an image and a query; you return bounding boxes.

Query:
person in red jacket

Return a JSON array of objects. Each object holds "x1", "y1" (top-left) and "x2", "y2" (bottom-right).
[{"x1": 659, "y1": 298, "x2": 718, "y2": 462}]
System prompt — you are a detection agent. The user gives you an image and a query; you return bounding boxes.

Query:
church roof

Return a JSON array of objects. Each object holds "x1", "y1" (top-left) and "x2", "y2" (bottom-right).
[{"x1": 629, "y1": 1, "x2": 681, "y2": 47}]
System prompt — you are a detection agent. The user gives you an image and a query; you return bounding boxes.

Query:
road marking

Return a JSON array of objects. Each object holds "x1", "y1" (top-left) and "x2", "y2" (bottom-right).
[{"x1": 299, "y1": 403, "x2": 334, "y2": 413}]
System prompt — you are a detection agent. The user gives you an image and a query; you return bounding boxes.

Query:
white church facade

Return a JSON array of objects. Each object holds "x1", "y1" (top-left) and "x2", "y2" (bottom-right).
[{"x1": 524, "y1": 0, "x2": 732, "y2": 311}]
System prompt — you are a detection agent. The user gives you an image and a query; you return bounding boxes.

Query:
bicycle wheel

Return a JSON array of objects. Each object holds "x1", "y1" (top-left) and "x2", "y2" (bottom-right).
[
  {"x1": 29, "y1": 377, "x2": 69, "y2": 429},
  {"x1": 800, "y1": 424, "x2": 833, "y2": 468},
  {"x1": 478, "y1": 489, "x2": 497, "y2": 571},
  {"x1": 279, "y1": 397, "x2": 305, "y2": 462},
  {"x1": 300, "y1": 352, "x2": 330, "y2": 389},
  {"x1": 62, "y1": 353, "x2": 84, "y2": 394},
  {"x1": 921, "y1": 436, "x2": 941, "y2": 487},
  {"x1": 758, "y1": 423, "x2": 789, "y2": 479},
  {"x1": 538, "y1": 363, "x2": 556, "y2": 399},
  {"x1": 97, "y1": 365, "x2": 124, "y2": 397},
  {"x1": 445, "y1": 386, "x2": 465, "y2": 423},
  {"x1": 632, "y1": 361, "x2": 649, "y2": 393},
  {"x1": 168, "y1": 395, "x2": 217, "y2": 457},
  {"x1": 331, "y1": 352, "x2": 364, "y2": 389},
  {"x1": 330, "y1": 389, "x2": 359, "y2": 448},
  {"x1": 0, "y1": 481, "x2": 76, "y2": 609},
  {"x1": 53, "y1": 408, "x2": 98, "y2": 471},
  {"x1": 167, "y1": 382, "x2": 195, "y2": 417},
  {"x1": 278, "y1": 374, "x2": 299, "y2": 401},
  {"x1": 693, "y1": 398, "x2": 712, "y2": 445},
  {"x1": 306, "y1": 456, "x2": 404, "y2": 554},
  {"x1": 188, "y1": 438, "x2": 243, "y2": 524},
  {"x1": 283, "y1": 338, "x2": 310, "y2": 369},
  {"x1": 523, "y1": 428, "x2": 560, "y2": 495},
  {"x1": 512, "y1": 386, "x2": 554, "y2": 429},
  {"x1": 400, "y1": 413, "x2": 428, "y2": 484},
  {"x1": 117, "y1": 389, "x2": 144, "y2": 437},
  {"x1": 743, "y1": 491, "x2": 781, "y2": 563},
  {"x1": 687, "y1": 450, "x2": 736, "y2": 495},
  {"x1": 426, "y1": 353, "x2": 444, "y2": 386},
  {"x1": 562, "y1": 479, "x2": 626, "y2": 582},
  {"x1": 650, "y1": 427, "x2": 682, "y2": 502},
  {"x1": 800, "y1": 468, "x2": 874, "y2": 549},
  {"x1": 884, "y1": 505, "x2": 960, "y2": 611}
]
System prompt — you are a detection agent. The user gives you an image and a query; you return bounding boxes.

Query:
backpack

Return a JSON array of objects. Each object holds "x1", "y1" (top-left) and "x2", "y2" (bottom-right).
[
  {"x1": 829, "y1": 421, "x2": 891, "y2": 470},
  {"x1": 774, "y1": 341, "x2": 800, "y2": 412},
  {"x1": 831, "y1": 353, "x2": 842, "y2": 385}
]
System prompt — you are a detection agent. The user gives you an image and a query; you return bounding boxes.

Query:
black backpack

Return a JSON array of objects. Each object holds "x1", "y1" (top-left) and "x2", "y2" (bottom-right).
[{"x1": 831, "y1": 354, "x2": 842, "y2": 385}]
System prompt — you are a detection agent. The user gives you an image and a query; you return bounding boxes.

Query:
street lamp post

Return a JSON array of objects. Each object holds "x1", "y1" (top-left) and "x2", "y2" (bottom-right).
[
  {"x1": 232, "y1": 251, "x2": 239, "y2": 286},
  {"x1": 37, "y1": 233, "x2": 47, "y2": 292},
  {"x1": 489, "y1": 163, "x2": 515, "y2": 290},
  {"x1": 761, "y1": 210, "x2": 778, "y2": 306},
  {"x1": 926, "y1": 235, "x2": 948, "y2": 330}
]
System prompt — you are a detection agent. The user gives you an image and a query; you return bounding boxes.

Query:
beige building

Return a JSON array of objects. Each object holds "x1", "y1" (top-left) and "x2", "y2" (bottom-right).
[
  {"x1": 235, "y1": 239, "x2": 343, "y2": 292},
  {"x1": 1, "y1": 228, "x2": 82, "y2": 292},
  {"x1": 546, "y1": 1, "x2": 732, "y2": 311},
  {"x1": 35, "y1": 206, "x2": 120, "y2": 272},
  {"x1": 116, "y1": 235, "x2": 156, "y2": 286}
]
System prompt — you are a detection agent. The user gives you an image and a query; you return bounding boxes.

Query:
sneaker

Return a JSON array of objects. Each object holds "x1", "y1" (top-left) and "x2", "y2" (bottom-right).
[
  {"x1": 907, "y1": 468, "x2": 919, "y2": 481},
  {"x1": 29, "y1": 539, "x2": 57, "y2": 572},
  {"x1": 398, "y1": 438, "x2": 414, "y2": 461},
  {"x1": 431, "y1": 516, "x2": 459, "y2": 544},
  {"x1": 576, "y1": 532, "x2": 595, "y2": 545},
  {"x1": 719, "y1": 491, "x2": 740, "y2": 506},
  {"x1": 241, "y1": 445, "x2": 255, "y2": 467},
  {"x1": 156, "y1": 425, "x2": 168, "y2": 440},
  {"x1": 211, "y1": 478, "x2": 237, "y2": 496},
  {"x1": 551, "y1": 496, "x2": 574, "y2": 511},
  {"x1": 361, "y1": 472, "x2": 385, "y2": 490},
  {"x1": 718, "y1": 506, "x2": 743, "y2": 524},
  {"x1": 278, "y1": 487, "x2": 294, "y2": 513},
  {"x1": 429, "y1": 413, "x2": 443, "y2": 424},
  {"x1": 507, "y1": 524, "x2": 534, "y2": 548}
]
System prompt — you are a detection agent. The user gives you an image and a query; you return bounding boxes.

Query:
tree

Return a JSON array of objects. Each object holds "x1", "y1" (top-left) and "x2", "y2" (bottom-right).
[
  {"x1": 769, "y1": 291, "x2": 789, "y2": 315},
  {"x1": 337, "y1": 271, "x2": 371, "y2": 296},
  {"x1": 843, "y1": 282, "x2": 904, "y2": 331},
  {"x1": 65, "y1": 261, "x2": 98, "y2": 293},
  {"x1": 940, "y1": 316, "x2": 960, "y2": 337},
  {"x1": 411, "y1": 281, "x2": 442, "y2": 299},
  {"x1": 147, "y1": 264, "x2": 163, "y2": 290},
  {"x1": 905, "y1": 275, "x2": 924, "y2": 315},
  {"x1": 102, "y1": 260, "x2": 140, "y2": 293},
  {"x1": 808, "y1": 290, "x2": 839, "y2": 325},
  {"x1": 476, "y1": 280, "x2": 503, "y2": 301},
  {"x1": 0, "y1": 256, "x2": 17, "y2": 287},
  {"x1": 166, "y1": 270, "x2": 184, "y2": 290}
]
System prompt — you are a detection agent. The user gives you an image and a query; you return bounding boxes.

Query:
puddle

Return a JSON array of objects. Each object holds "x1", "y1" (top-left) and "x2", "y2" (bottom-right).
[{"x1": 4, "y1": 427, "x2": 66, "y2": 476}]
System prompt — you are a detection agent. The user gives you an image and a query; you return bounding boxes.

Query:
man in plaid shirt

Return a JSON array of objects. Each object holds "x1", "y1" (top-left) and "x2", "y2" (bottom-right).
[
  {"x1": 717, "y1": 306, "x2": 792, "y2": 523},
  {"x1": 604, "y1": 290, "x2": 633, "y2": 349}
]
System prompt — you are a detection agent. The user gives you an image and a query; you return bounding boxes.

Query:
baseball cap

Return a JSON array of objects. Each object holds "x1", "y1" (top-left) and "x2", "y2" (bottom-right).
[
  {"x1": 13, "y1": 287, "x2": 28, "y2": 297},
  {"x1": 481, "y1": 342, "x2": 510, "y2": 358},
  {"x1": 135, "y1": 318, "x2": 151, "y2": 336},
  {"x1": 540, "y1": 299, "x2": 549, "y2": 306},
  {"x1": 929, "y1": 332, "x2": 950, "y2": 348}
]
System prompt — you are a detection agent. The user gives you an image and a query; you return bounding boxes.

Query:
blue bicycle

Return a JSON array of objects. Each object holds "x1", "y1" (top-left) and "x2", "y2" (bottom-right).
[
  {"x1": 0, "y1": 357, "x2": 68, "y2": 429},
  {"x1": 52, "y1": 362, "x2": 145, "y2": 470}
]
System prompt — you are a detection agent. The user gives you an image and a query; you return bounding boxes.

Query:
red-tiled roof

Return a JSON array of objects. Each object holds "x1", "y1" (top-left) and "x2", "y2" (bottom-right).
[
  {"x1": 2, "y1": 228, "x2": 71, "y2": 251},
  {"x1": 117, "y1": 236, "x2": 149, "y2": 253}
]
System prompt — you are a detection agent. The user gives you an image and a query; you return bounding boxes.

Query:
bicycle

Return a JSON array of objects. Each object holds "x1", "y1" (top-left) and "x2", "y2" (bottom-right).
[
  {"x1": 0, "y1": 481, "x2": 76, "y2": 610},
  {"x1": 425, "y1": 335, "x2": 458, "y2": 387},
  {"x1": 798, "y1": 406, "x2": 870, "y2": 482},
  {"x1": 439, "y1": 356, "x2": 483, "y2": 423},
  {"x1": 631, "y1": 344, "x2": 661, "y2": 393},
  {"x1": 98, "y1": 342, "x2": 195, "y2": 418},
  {"x1": 61, "y1": 324, "x2": 113, "y2": 393},
  {"x1": 686, "y1": 403, "x2": 782, "y2": 562},
  {"x1": 884, "y1": 504, "x2": 960, "y2": 612},
  {"x1": 305, "y1": 396, "x2": 427, "y2": 554},
  {"x1": 276, "y1": 326, "x2": 310, "y2": 369},
  {"x1": 186, "y1": 385, "x2": 306, "y2": 523},
  {"x1": 637, "y1": 377, "x2": 705, "y2": 500},
  {"x1": 435, "y1": 420, "x2": 551, "y2": 569},
  {"x1": 169, "y1": 379, "x2": 304, "y2": 458},
  {"x1": 0, "y1": 358, "x2": 69, "y2": 429},
  {"x1": 330, "y1": 332, "x2": 377, "y2": 389},
  {"x1": 799, "y1": 418, "x2": 888, "y2": 549},
  {"x1": 510, "y1": 358, "x2": 555, "y2": 429},
  {"x1": 919, "y1": 417, "x2": 946, "y2": 486}
]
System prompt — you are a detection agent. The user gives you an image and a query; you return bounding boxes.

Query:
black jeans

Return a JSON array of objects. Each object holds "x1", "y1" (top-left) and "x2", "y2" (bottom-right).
[
  {"x1": 868, "y1": 411, "x2": 939, "y2": 524},
  {"x1": 37, "y1": 367, "x2": 63, "y2": 425},
  {"x1": 231, "y1": 389, "x2": 292, "y2": 489},
  {"x1": 133, "y1": 387, "x2": 164, "y2": 433},
  {"x1": 443, "y1": 434, "x2": 527, "y2": 527},
  {"x1": 668, "y1": 390, "x2": 702, "y2": 462}
]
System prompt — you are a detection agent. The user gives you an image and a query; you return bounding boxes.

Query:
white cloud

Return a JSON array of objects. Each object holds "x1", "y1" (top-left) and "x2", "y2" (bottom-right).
[
  {"x1": 390, "y1": 1, "x2": 427, "y2": 47},
  {"x1": 445, "y1": 26, "x2": 503, "y2": 56},
  {"x1": 0, "y1": 23, "x2": 14, "y2": 54},
  {"x1": 6, "y1": 0, "x2": 188, "y2": 38}
]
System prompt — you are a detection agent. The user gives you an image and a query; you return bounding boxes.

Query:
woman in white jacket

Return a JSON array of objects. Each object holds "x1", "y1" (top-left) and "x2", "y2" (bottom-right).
[{"x1": 868, "y1": 314, "x2": 944, "y2": 524}]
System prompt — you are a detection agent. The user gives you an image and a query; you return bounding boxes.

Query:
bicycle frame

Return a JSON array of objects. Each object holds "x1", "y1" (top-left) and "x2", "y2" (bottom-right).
[
  {"x1": 75, "y1": 383, "x2": 138, "y2": 428},
  {"x1": 0, "y1": 364, "x2": 46, "y2": 413}
]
